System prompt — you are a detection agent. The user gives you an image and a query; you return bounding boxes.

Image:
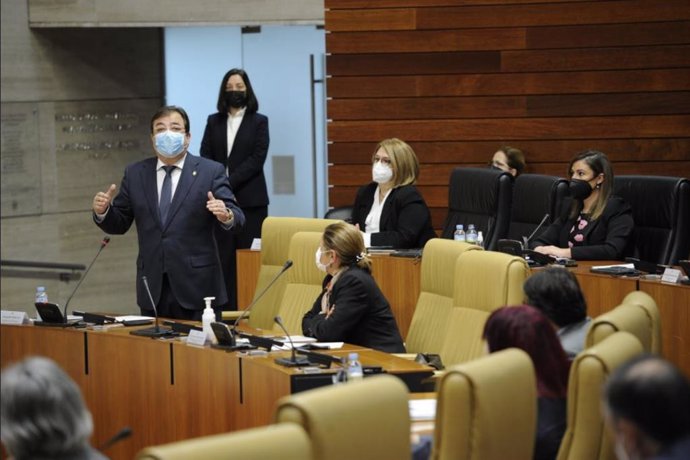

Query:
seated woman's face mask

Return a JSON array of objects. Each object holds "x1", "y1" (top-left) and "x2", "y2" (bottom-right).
[
  {"x1": 372, "y1": 161, "x2": 393, "y2": 184},
  {"x1": 569, "y1": 178, "x2": 594, "y2": 200},
  {"x1": 315, "y1": 247, "x2": 332, "y2": 272}
]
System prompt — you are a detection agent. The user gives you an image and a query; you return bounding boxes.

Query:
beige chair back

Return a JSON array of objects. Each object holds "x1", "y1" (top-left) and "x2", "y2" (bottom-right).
[
  {"x1": 135, "y1": 424, "x2": 311, "y2": 460},
  {"x1": 440, "y1": 251, "x2": 529, "y2": 366},
  {"x1": 557, "y1": 331, "x2": 644, "y2": 460},
  {"x1": 274, "y1": 374, "x2": 411, "y2": 460},
  {"x1": 248, "y1": 217, "x2": 337, "y2": 329},
  {"x1": 622, "y1": 290, "x2": 661, "y2": 353},
  {"x1": 585, "y1": 292, "x2": 660, "y2": 354},
  {"x1": 432, "y1": 348, "x2": 537, "y2": 460},
  {"x1": 406, "y1": 239, "x2": 482, "y2": 354},
  {"x1": 274, "y1": 231, "x2": 327, "y2": 334}
]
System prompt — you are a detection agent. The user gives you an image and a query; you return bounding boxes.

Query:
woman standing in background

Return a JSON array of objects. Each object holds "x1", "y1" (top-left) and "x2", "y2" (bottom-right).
[{"x1": 201, "y1": 68, "x2": 270, "y2": 310}]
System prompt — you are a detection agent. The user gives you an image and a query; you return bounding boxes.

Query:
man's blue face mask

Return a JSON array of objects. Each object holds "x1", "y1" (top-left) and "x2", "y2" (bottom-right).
[{"x1": 154, "y1": 130, "x2": 186, "y2": 158}]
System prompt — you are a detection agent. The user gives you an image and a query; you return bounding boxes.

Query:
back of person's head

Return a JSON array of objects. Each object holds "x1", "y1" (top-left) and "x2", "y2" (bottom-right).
[
  {"x1": 215, "y1": 68, "x2": 259, "y2": 114},
  {"x1": 1, "y1": 356, "x2": 95, "y2": 460},
  {"x1": 322, "y1": 221, "x2": 372, "y2": 272},
  {"x1": 374, "y1": 138, "x2": 420, "y2": 187},
  {"x1": 483, "y1": 305, "x2": 570, "y2": 399},
  {"x1": 523, "y1": 267, "x2": 587, "y2": 328},
  {"x1": 567, "y1": 149, "x2": 613, "y2": 220},
  {"x1": 604, "y1": 355, "x2": 690, "y2": 452}
]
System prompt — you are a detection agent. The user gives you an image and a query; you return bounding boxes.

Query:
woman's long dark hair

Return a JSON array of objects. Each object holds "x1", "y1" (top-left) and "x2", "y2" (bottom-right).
[
  {"x1": 484, "y1": 305, "x2": 571, "y2": 399},
  {"x1": 215, "y1": 68, "x2": 259, "y2": 114}
]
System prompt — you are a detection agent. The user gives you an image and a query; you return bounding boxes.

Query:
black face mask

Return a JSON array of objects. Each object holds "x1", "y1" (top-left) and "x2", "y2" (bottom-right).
[
  {"x1": 569, "y1": 178, "x2": 594, "y2": 200},
  {"x1": 225, "y1": 91, "x2": 247, "y2": 109}
]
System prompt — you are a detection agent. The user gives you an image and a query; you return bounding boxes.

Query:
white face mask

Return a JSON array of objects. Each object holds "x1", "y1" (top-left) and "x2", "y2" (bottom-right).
[
  {"x1": 372, "y1": 161, "x2": 393, "y2": 184},
  {"x1": 315, "y1": 248, "x2": 331, "y2": 272}
]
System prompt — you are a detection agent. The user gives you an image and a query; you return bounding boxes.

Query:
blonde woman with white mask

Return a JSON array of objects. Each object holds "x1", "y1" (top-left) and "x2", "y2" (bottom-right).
[
  {"x1": 351, "y1": 138, "x2": 436, "y2": 249},
  {"x1": 302, "y1": 222, "x2": 405, "y2": 353}
]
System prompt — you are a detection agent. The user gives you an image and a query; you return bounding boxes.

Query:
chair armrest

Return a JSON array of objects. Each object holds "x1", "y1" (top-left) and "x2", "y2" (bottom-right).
[{"x1": 221, "y1": 311, "x2": 249, "y2": 321}]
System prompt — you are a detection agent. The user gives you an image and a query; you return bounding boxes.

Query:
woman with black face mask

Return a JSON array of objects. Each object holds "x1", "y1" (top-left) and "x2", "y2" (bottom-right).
[
  {"x1": 530, "y1": 150, "x2": 633, "y2": 260},
  {"x1": 201, "y1": 69, "x2": 269, "y2": 310}
]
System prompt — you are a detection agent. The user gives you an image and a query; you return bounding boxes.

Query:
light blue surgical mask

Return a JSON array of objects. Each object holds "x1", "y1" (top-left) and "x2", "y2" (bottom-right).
[{"x1": 154, "y1": 130, "x2": 186, "y2": 158}]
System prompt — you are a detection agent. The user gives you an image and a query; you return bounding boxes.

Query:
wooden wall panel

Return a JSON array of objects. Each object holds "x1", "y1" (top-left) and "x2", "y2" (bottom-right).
[
  {"x1": 327, "y1": 69, "x2": 690, "y2": 97},
  {"x1": 325, "y1": 0, "x2": 690, "y2": 231}
]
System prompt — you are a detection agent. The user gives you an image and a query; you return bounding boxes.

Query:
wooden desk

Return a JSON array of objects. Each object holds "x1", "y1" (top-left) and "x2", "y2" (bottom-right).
[
  {"x1": 0, "y1": 323, "x2": 432, "y2": 459},
  {"x1": 237, "y1": 252, "x2": 690, "y2": 376}
]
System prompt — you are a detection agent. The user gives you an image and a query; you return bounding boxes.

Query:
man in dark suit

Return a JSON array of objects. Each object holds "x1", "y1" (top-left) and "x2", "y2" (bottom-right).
[{"x1": 92, "y1": 106, "x2": 244, "y2": 320}]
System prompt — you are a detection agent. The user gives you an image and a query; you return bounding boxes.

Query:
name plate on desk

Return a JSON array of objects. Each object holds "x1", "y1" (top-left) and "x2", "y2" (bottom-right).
[
  {"x1": 1, "y1": 310, "x2": 30, "y2": 325},
  {"x1": 661, "y1": 268, "x2": 682, "y2": 284},
  {"x1": 186, "y1": 329, "x2": 208, "y2": 347}
]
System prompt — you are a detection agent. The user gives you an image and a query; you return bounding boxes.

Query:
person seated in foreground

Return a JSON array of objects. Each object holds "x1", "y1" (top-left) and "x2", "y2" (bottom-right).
[
  {"x1": 531, "y1": 149, "x2": 633, "y2": 260},
  {"x1": 490, "y1": 145, "x2": 526, "y2": 177},
  {"x1": 351, "y1": 138, "x2": 436, "y2": 249},
  {"x1": 523, "y1": 266, "x2": 591, "y2": 358},
  {"x1": 484, "y1": 305, "x2": 571, "y2": 460},
  {"x1": 1, "y1": 356, "x2": 107, "y2": 460},
  {"x1": 603, "y1": 354, "x2": 690, "y2": 460},
  {"x1": 302, "y1": 221, "x2": 405, "y2": 353}
]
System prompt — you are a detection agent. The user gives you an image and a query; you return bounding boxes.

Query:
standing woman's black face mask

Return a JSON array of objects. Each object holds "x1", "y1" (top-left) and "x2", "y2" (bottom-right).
[{"x1": 225, "y1": 90, "x2": 247, "y2": 109}]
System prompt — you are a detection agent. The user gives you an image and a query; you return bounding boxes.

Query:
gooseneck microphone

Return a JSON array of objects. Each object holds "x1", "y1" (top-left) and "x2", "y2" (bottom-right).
[
  {"x1": 129, "y1": 275, "x2": 173, "y2": 337},
  {"x1": 61, "y1": 236, "x2": 111, "y2": 323},
  {"x1": 523, "y1": 213, "x2": 550, "y2": 249},
  {"x1": 98, "y1": 426, "x2": 132, "y2": 452},
  {"x1": 232, "y1": 259, "x2": 293, "y2": 332},
  {"x1": 273, "y1": 315, "x2": 310, "y2": 368}
]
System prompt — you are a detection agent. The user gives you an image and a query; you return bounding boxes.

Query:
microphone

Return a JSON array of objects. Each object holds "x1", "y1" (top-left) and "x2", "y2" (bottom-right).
[
  {"x1": 232, "y1": 259, "x2": 293, "y2": 333},
  {"x1": 98, "y1": 426, "x2": 132, "y2": 452},
  {"x1": 273, "y1": 315, "x2": 310, "y2": 367},
  {"x1": 60, "y1": 236, "x2": 110, "y2": 323},
  {"x1": 522, "y1": 213, "x2": 550, "y2": 249},
  {"x1": 34, "y1": 236, "x2": 110, "y2": 327},
  {"x1": 129, "y1": 275, "x2": 174, "y2": 337}
]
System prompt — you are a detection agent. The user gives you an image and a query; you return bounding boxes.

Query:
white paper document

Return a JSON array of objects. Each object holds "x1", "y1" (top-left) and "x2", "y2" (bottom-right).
[{"x1": 409, "y1": 399, "x2": 437, "y2": 421}]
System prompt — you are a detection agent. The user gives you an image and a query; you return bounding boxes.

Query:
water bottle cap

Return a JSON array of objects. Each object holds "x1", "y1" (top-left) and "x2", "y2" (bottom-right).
[
  {"x1": 456, "y1": 224, "x2": 463, "y2": 230},
  {"x1": 348, "y1": 352, "x2": 359, "y2": 361},
  {"x1": 37, "y1": 286, "x2": 45, "y2": 291}
]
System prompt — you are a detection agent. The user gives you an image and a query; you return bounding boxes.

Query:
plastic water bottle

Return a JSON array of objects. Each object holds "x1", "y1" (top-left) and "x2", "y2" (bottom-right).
[
  {"x1": 477, "y1": 231, "x2": 484, "y2": 248},
  {"x1": 202, "y1": 296, "x2": 217, "y2": 344},
  {"x1": 347, "y1": 352, "x2": 364, "y2": 381},
  {"x1": 35, "y1": 286, "x2": 48, "y2": 304},
  {"x1": 466, "y1": 224, "x2": 478, "y2": 244},
  {"x1": 453, "y1": 224, "x2": 466, "y2": 242}
]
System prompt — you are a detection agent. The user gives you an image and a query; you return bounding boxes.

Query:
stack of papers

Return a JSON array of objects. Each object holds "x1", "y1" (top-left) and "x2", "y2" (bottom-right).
[{"x1": 409, "y1": 399, "x2": 437, "y2": 421}]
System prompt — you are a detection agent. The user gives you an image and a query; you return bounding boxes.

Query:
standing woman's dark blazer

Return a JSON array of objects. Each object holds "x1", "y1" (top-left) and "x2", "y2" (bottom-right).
[
  {"x1": 531, "y1": 196, "x2": 633, "y2": 260},
  {"x1": 199, "y1": 111, "x2": 269, "y2": 208},
  {"x1": 352, "y1": 183, "x2": 436, "y2": 249}
]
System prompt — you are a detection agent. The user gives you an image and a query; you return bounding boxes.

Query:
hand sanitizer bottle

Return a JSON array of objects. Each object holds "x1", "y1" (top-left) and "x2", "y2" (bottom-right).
[{"x1": 202, "y1": 296, "x2": 217, "y2": 344}]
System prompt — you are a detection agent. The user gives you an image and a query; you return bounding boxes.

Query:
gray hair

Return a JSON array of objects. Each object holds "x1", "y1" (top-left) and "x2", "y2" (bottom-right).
[{"x1": 1, "y1": 356, "x2": 94, "y2": 459}]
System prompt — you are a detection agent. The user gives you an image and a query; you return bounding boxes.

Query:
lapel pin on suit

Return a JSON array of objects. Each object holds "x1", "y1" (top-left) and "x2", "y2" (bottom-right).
[{"x1": 192, "y1": 170, "x2": 197, "y2": 176}]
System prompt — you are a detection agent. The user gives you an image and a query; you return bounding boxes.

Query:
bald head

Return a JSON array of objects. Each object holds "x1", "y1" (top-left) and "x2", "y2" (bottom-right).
[{"x1": 604, "y1": 355, "x2": 690, "y2": 446}]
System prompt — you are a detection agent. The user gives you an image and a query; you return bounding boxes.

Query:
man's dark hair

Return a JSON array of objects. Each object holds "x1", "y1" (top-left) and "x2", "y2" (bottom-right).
[
  {"x1": 150, "y1": 105, "x2": 190, "y2": 133},
  {"x1": 604, "y1": 354, "x2": 690, "y2": 445},
  {"x1": 523, "y1": 267, "x2": 587, "y2": 328},
  {"x1": 216, "y1": 68, "x2": 259, "y2": 114}
]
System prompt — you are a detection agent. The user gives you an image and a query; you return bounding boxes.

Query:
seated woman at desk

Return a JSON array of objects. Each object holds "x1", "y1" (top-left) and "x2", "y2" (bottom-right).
[
  {"x1": 484, "y1": 305, "x2": 571, "y2": 460},
  {"x1": 490, "y1": 145, "x2": 526, "y2": 177},
  {"x1": 352, "y1": 138, "x2": 436, "y2": 249},
  {"x1": 302, "y1": 222, "x2": 405, "y2": 353},
  {"x1": 531, "y1": 150, "x2": 633, "y2": 260}
]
